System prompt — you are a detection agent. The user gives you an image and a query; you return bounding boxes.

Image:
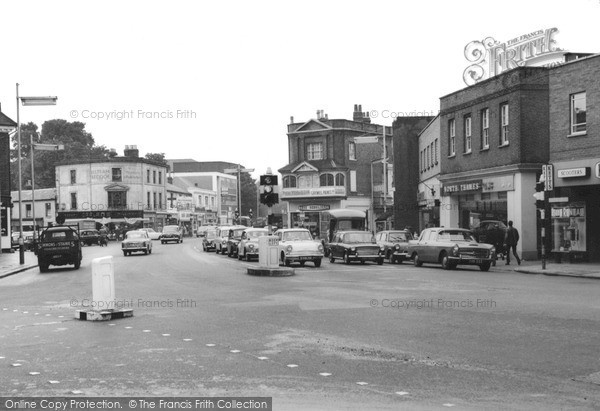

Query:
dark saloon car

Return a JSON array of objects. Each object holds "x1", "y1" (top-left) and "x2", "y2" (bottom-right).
[
  {"x1": 160, "y1": 225, "x2": 183, "y2": 244},
  {"x1": 226, "y1": 226, "x2": 247, "y2": 257},
  {"x1": 328, "y1": 231, "x2": 384, "y2": 265},
  {"x1": 80, "y1": 229, "x2": 101, "y2": 246},
  {"x1": 471, "y1": 220, "x2": 507, "y2": 259},
  {"x1": 375, "y1": 230, "x2": 413, "y2": 264},
  {"x1": 202, "y1": 228, "x2": 218, "y2": 252},
  {"x1": 237, "y1": 228, "x2": 268, "y2": 261},
  {"x1": 408, "y1": 227, "x2": 495, "y2": 271}
]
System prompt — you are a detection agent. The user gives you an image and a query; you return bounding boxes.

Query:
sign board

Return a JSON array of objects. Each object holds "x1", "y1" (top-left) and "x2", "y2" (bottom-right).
[
  {"x1": 260, "y1": 175, "x2": 278, "y2": 186},
  {"x1": 557, "y1": 167, "x2": 590, "y2": 179},
  {"x1": 442, "y1": 180, "x2": 482, "y2": 196},
  {"x1": 298, "y1": 204, "x2": 330, "y2": 211},
  {"x1": 548, "y1": 197, "x2": 569, "y2": 203},
  {"x1": 544, "y1": 164, "x2": 554, "y2": 191}
]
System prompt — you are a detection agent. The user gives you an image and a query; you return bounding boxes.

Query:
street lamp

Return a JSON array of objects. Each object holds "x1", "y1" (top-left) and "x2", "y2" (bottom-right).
[
  {"x1": 29, "y1": 132, "x2": 64, "y2": 241},
  {"x1": 16, "y1": 83, "x2": 57, "y2": 264}
]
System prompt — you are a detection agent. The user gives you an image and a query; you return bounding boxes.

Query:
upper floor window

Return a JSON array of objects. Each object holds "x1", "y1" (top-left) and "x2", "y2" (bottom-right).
[
  {"x1": 112, "y1": 168, "x2": 122, "y2": 182},
  {"x1": 449, "y1": 119, "x2": 456, "y2": 156},
  {"x1": 307, "y1": 143, "x2": 323, "y2": 160},
  {"x1": 283, "y1": 175, "x2": 297, "y2": 188},
  {"x1": 335, "y1": 173, "x2": 345, "y2": 186},
  {"x1": 70, "y1": 193, "x2": 77, "y2": 210},
  {"x1": 158, "y1": 171, "x2": 162, "y2": 185},
  {"x1": 147, "y1": 169, "x2": 150, "y2": 183},
  {"x1": 45, "y1": 202, "x2": 52, "y2": 218},
  {"x1": 570, "y1": 92, "x2": 587, "y2": 134},
  {"x1": 464, "y1": 115, "x2": 472, "y2": 153},
  {"x1": 153, "y1": 170, "x2": 157, "y2": 184},
  {"x1": 481, "y1": 108, "x2": 490, "y2": 149},
  {"x1": 70, "y1": 170, "x2": 76, "y2": 185},
  {"x1": 500, "y1": 103, "x2": 509, "y2": 145},
  {"x1": 26, "y1": 204, "x2": 32, "y2": 218},
  {"x1": 320, "y1": 173, "x2": 334, "y2": 187},
  {"x1": 349, "y1": 142, "x2": 356, "y2": 160},
  {"x1": 434, "y1": 139, "x2": 439, "y2": 164}
]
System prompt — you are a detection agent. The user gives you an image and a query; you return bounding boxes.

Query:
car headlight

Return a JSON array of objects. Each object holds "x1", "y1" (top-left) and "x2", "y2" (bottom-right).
[
  {"x1": 380, "y1": 246, "x2": 385, "y2": 251},
  {"x1": 490, "y1": 247, "x2": 496, "y2": 257},
  {"x1": 286, "y1": 245, "x2": 293, "y2": 253},
  {"x1": 222, "y1": 240, "x2": 227, "y2": 244},
  {"x1": 394, "y1": 244, "x2": 400, "y2": 250},
  {"x1": 317, "y1": 244, "x2": 324, "y2": 252},
  {"x1": 452, "y1": 244, "x2": 460, "y2": 257},
  {"x1": 248, "y1": 244, "x2": 255, "y2": 250},
  {"x1": 350, "y1": 247, "x2": 356, "y2": 252}
]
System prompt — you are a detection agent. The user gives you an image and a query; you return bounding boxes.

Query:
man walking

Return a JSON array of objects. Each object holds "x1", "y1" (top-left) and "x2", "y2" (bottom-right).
[{"x1": 504, "y1": 220, "x2": 521, "y2": 265}]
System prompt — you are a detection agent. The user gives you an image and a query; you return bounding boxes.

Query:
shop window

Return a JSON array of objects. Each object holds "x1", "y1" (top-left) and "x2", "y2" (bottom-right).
[
  {"x1": 112, "y1": 168, "x2": 122, "y2": 182},
  {"x1": 70, "y1": 193, "x2": 77, "y2": 210},
  {"x1": 448, "y1": 119, "x2": 456, "y2": 156},
  {"x1": 283, "y1": 175, "x2": 297, "y2": 188},
  {"x1": 497, "y1": 191, "x2": 507, "y2": 200},
  {"x1": 320, "y1": 173, "x2": 334, "y2": 187},
  {"x1": 335, "y1": 173, "x2": 345, "y2": 186},
  {"x1": 349, "y1": 142, "x2": 356, "y2": 160},
  {"x1": 481, "y1": 108, "x2": 490, "y2": 149},
  {"x1": 26, "y1": 204, "x2": 32, "y2": 218},
  {"x1": 500, "y1": 104, "x2": 509, "y2": 145},
  {"x1": 307, "y1": 142, "x2": 323, "y2": 160},
  {"x1": 551, "y1": 203, "x2": 586, "y2": 252},
  {"x1": 481, "y1": 193, "x2": 491, "y2": 200},
  {"x1": 570, "y1": 92, "x2": 586, "y2": 134},
  {"x1": 464, "y1": 115, "x2": 472, "y2": 153},
  {"x1": 70, "y1": 170, "x2": 76, "y2": 184}
]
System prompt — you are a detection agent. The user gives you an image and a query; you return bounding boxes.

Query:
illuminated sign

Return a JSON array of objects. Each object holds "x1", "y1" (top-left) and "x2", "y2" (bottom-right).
[{"x1": 463, "y1": 28, "x2": 563, "y2": 86}]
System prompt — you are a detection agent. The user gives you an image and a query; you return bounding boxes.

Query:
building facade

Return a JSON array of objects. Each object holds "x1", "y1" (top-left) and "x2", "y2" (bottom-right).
[
  {"x1": 0, "y1": 108, "x2": 17, "y2": 251},
  {"x1": 438, "y1": 67, "x2": 550, "y2": 260},
  {"x1": 278, "y1": 106, "x2": 393, "y2": 235},
  {"x1": 417, "y1": 116, "x2": 441, "y2": 232},
  {"x1": 55, "y1": 146, "x2": 169, "y2": 229},
  {"x1": 548, "y1": 54, "x2": 600, "y2": 260},
  {"x1": 10, "y1": 188, "x2": 58, "y2": 232}
]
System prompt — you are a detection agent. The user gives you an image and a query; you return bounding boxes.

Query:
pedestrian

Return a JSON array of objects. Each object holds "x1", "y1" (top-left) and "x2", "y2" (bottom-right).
[{"x1": 504, "y1": 220, "x2": 521, "y2": 265}]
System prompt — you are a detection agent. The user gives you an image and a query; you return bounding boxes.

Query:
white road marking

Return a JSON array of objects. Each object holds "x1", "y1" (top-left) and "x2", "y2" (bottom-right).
[
  {"x1": 183, "y1": 339, "x2": 192, "y2": 342},
  {"x1": 396, "y1": 391, "x2": 409, "y2": 396},
  {"x1": 356, "y1": 382, "x2": 368, "y2": 386},
  {"x1": 319, "y1": 372, "x2": 332, "y2": 376},
  {"x1": 11, "y1": 363, "x2": 22, "y2": 367},
  {"x1": 162, "y1": 334, "x2": 170, "y2": 337},
  {"x1": 29, "y1": 372, "x2": 40, "y2": 375},
  {"x1": 443, "y1": 404, "x2": 455, "y2": 407},
  {"x1": 287, "y1": 364, "x2": 298, "y2": 368},
  {"x1": 48, "y1": 380, "x2": 60, "y2": 384},
  {"x1": 230, "y1": 350, "x2": 241, "y2": 353},
  {"x1": 257, "y1": 357, "x2": 269, "y2": 360},
  {"x1": 143, "y1": 330, "x2": 151, "y2": 333},
  {"x1": 206, "y1": 344, "x2": 216, "y2": 347}
]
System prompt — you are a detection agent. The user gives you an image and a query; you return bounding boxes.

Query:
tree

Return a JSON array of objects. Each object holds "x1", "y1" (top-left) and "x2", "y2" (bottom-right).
[
  {"x1": 144, "y1": 153, "x2": 168, "y2": 168},
  {"x1": 10, "y1": 119, "x2": 109, "y2": 189},
  {"x1": 240, "y1": 171, "x2": 257, "y2": 217}
]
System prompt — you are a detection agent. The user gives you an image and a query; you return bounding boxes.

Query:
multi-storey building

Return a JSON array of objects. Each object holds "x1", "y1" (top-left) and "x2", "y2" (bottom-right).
[
  {"x1": 548, "y1": 54, "x2": 600, "y2": 260},
  {"x1": 439, "y1": 67, "x2": 550, "y2": 260},
  {"x1": 416, "y1": 116, "x2": 441, "y2": 231},
  {"x1": 279, "y1": 106, "x2": 392, "y2": 234},
  {"x1": 0, "y1": 108, "x2": 17, "y2": 251},
  {"x1": 55, "y1": 145, "x2": 170, "y2": 229},
  {"x1": 10, "y1": 188, "x2": 58, "y2": 232}
]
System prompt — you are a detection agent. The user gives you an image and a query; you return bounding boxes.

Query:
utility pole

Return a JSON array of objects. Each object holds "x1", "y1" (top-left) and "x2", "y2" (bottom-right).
[{"x1": 224, "y1": 164, "x2": 254, "y2": 224}]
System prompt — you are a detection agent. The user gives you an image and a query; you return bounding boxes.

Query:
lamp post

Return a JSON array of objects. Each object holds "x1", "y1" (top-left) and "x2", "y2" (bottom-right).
[
  {"x1": 224, "y1": 164, "x2": 254, "y2": 224},
  {"x1": 16, "y1": 83, "x2": 57, "y2": 264}
]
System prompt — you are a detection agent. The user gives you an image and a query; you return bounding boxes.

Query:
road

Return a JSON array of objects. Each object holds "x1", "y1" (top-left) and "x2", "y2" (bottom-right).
[{"x1": 1, "y1": 238, "x2": 599, "y2": 410}]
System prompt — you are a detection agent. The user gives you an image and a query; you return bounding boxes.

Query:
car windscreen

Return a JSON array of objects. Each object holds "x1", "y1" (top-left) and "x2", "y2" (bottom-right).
[
  {"x1": 282, "y1": 231, "x2": 312, "y2": 241},
  {"x1": 437, "y1": 231, "x2": 476, "y2": 242},
  {"x1": 344, "y1": 233, "x2": 376, "y2": 243},
  {"x1": 42, "y1": 231, "x2": 76, "y2": 240},
  {"x1": 388, "y1": 232, "x2": 408, "y2": 242},
  {"x1": 163, "y1": 227, "x2": 179, "y2": 233},
  {"x1": 127, "y1": 232, "x2": 146, "y2": 239},
  {"x1": 231, "y1": 229, "x2": 245, "y2": 237},
  {"x1": 248, "y1": 231, "x2": 267, "y2": 238},
  {"x1": 206, "y1": 230, "x2": 217, "y2": 238}
]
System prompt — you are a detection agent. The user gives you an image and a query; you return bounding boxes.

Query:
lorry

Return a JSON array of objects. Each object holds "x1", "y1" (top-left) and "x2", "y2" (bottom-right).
[{"x1": 34, "y1": 225, "x2": 82, "y2": 272}]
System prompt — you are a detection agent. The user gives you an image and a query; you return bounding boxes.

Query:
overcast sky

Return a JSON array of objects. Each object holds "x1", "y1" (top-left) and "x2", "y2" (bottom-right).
[{"x1": 1, "y1": 0, "x2": 598, "y2": 178}]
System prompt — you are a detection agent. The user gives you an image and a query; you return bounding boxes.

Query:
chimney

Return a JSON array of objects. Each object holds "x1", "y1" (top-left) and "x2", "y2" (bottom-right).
[
  {"x1": 168, "y1": 172, "x2": 173, "y2": 184},
  {"x1": 108, "y1": 148, "x2": 118, "y2": 157},
  {"x1": 290, "y1": 116, "x2": 294, "y2": 124},
  {"x1": 124, "y1": 145, "x2": 139, "y2": 158},
  {"x1": 353, "y1": 104, "x2": 363, "y2": 122}
]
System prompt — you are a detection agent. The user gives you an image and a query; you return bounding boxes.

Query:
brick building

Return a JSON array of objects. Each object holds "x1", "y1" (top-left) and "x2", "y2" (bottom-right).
[
  {"x1": 416, "y1": 116, "x2": 441, "y2": 232},
  {"x1": 279, "y1": 106, "x2": 392, "y2": 234},
  {"x1": 438, "y1": 67, "x2": 550, "y2": 260},
  {"x1": 0, "y1": 107, "x2": 17, "y2": 251},
  {"x1": 547, "y1": 54, "x2": 600, "y2": 261}
]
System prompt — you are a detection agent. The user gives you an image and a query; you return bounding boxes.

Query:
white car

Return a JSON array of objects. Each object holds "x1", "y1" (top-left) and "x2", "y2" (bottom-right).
[
  {"x1": 274, "y1": 228, "x2": 324, "y2": 267},
  {"x1": 138, "y1": 228, "x2": 161, "y2": 240},
  {"x1": 122, "y1": 230, "x2": 152, "y2": 256}
]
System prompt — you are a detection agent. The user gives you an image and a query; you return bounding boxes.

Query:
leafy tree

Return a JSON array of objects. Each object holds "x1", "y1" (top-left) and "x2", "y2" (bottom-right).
[
  {"x1": 145, "y1": 153, "x2": 168, "y2": 167},
  {"x1": 10, "y1": 119, "x2": 109, "y2": 189},
  {"x1": 240, "y1": 171, "x2": 257, "y2": 217}
]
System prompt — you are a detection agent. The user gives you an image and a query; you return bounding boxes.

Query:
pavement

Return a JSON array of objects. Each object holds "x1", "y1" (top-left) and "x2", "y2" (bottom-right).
[{"x1": 1, "y1": 248, "x2": 599, "y2": 280}]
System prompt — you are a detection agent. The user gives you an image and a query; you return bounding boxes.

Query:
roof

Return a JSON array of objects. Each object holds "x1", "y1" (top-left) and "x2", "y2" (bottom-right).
[
  {"x1": 165, "y1": 183, "x2": 190, "y2": 195},
  {"x1": 167, "y1": 160, "x2": 246, "y2": 173},
  {"x1": 278, "y1": 159, "x2": 347, "y2": 173},
  {"x1": 326, "y1": 209, "x2": 366, "y2": 219},
  {"x1": 0, "y1": 110, "x2": 17, "y2": 128}
]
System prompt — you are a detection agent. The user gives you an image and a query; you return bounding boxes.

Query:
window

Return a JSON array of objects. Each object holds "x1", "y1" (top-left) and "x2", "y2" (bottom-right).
[
  {"x1": 70, "y1": 193, "x2": 77, "y2": 210},
  {"x1": 204, "y1": 195, "x2": 209, "y2": 206},
  {"x1": 480, "y1": 108, "x2": 489, "y2": 149},
  {"x1": 349, "y1": 142, "x2": 356, "y2": 160},
  {"x1": 211, "y1": 197, "x2": 215, "y2": 208},
  {"x1": 430, "y1": 142, "x2": 434, "y2": 166},
  {"x1": 159, "y1": 193, "x2": 162, "y2": 209},
  {"x1": 449, "y1": 119, "x2": 456, "y2": 156},
  {"x1": 112, "y1": 168, "x2": 122, "y2": 182},
  {"x1": 108, "y1": 191, "x2": 127, "y2": 209},
  {"x1": 350, "y1": 170, "x2": 357, "y2": 192},
  {"x1": 335, "y1": 173, "x2": 345, "y2": 186},
  {"x1": 153, "y1": 170, "x2": 157, "y2": 184},
  {"x1": 153, "y1": 192, "x2": 157, "y2": 210},
  {"x1": 500, "y1": 104, "x2": 509, "y2": 145},
  {"x1": 26, "y1": 204, "x2": 32, "y2": 218},
  {"x1": 283, "y1": 175, "x2": 297, "y2": 188},
  {"x1": 420, "y1": 150, "x2": 424, "y2": 172},
  {"x1": 70, "y1": 170, "x2": 76, "y2": 184},
  {"x1": 434, "y1": 139, "x2": 439, "y2": 164},
  {"x1": 464, "y1": 115, "x2": 472, "y2": 153},
  {"x1": 45, "y1": 202, "x2": 52, "y2": 218},
  {"x1": 147, "y1": 169, "x2": 150, "y2": 183},
  {"x1": 426, "y1": 146, "x2": 430, "y2": 169},
  {"x1": 159, "y1": 171, "x2": 162, "y2": 185},
  {"x1": 570, "y1": 92, "x2": 587, "y2": 134},
  {"x1": 307, "y1": 143, "x2": 323, "y2": 160},
  {"x1": 147, "y1": 192, "x2": 151, "y2": 209},
  {"x1": 320, "y1": 173, "x2": 334, "y2": 187}
]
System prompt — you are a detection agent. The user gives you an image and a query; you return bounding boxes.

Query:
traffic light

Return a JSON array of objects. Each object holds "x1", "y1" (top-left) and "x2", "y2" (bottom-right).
[
  {"x1": 249, "y1": 209, "x2": 253, "y2": 219},
  {"x1": 533, "y1": 179, "x2": 545, "y2": 209},
  {"x1": 259, "y1": 174, "x2": 279, "y2": 207},
  {"x1": 235, "y1": 209, "x2": 240, "y2": 219}
]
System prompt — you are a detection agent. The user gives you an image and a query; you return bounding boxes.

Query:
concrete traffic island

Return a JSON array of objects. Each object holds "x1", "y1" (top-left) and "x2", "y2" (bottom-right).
[
  {"x1": 76, "y1": 308, "x2": 134, "y2": 321},
  {"x1": 247, "y1": 266, "x2": 295, "y2": 277}
]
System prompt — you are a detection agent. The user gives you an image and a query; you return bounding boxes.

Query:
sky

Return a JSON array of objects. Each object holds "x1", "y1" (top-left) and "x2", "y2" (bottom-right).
[{"x1": 1, "y1": 0, "x2": 598, "y2": 179}]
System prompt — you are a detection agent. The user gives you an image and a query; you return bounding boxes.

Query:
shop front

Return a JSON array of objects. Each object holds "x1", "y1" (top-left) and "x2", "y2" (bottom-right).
[
  {"x1": 550, "y1": 159, "x2": 600, "y2": 261},
  {"x1": 417, "y1": 178, "x2": 441, "y2": 232}
]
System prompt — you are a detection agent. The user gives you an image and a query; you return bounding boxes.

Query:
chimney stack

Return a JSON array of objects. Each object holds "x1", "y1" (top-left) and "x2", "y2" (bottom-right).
[{"x1": 124, "y1": 145, "x2": 139, "y2": 158}]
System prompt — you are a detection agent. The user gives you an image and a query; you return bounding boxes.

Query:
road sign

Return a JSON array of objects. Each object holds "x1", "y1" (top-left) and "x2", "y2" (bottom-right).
[{"x1": 544, "y1": 165, "x2": 553, "y2": 191}]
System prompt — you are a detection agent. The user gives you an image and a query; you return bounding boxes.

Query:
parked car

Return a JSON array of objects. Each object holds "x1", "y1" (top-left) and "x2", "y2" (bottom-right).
[
  {"x1": 329, "y1": 231, "x2": 384, "y2": 265},
  {"x1": 160, "y1": 225, "x2": 183, "y2": 244},
  {"x1": 274, "y1": 228, "x2": 324, "y2": 267},
  {"x1": 197, "y1": 225, "x2": 217, "y2": 238},
  {"x1": 122, "y1": 230, "x2": 152, "y2": 256},
  {"x1": 138, "y1": 227, "x2": 161, "y2": 240},
  {"x1": 408, "y1": 227, "x2": 495, "y2": 271},
  {"x1": 11, "y1": 232, "x2": 20, "y2": 250},
  {"x1": 376, "y1": 230, "x2": 413, "y2": 264},
  {"x1": 226, "y1": 226, "x2": 248, "y2": 258},
  {"x1": 202, "y1": 227, "x2": 218, "y2": 252},
  {"x1": 80, "y1": 229, "x2": 102, "y2": 246},
  {"x1": 35, "y1": 226, "x2": 82, "y2": 272},
  {"x1": 471, "y1": 220, "x2": 507, "y2": 260},
  {"x1": 215, "y1": 225, "x2": 240, "y2": 254},
  {"x1": 11, "y1": 231, "x2": 35, "y2": 250},
  {"x1": 237, "y1": 228, "x2": 268, "y2": 261}
]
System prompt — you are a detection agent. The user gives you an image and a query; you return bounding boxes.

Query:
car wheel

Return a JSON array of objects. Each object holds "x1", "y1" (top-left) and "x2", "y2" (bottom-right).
[
  {"x1": 386, "y1": 251, "x2": 394, "y2": 264},
  {"x1": 344, "y1": 252, "x2": 351, "y2": 265},
  {"x1": 480, "y1": 262, "x2": 492, "y2": 272},
  {"x1": 149, "y1": 248, "x2": 152, "y2": 254},
  {"x1": 144, "y1": 249, "x2": 148, "y2": 255},
  {"x1": 377, "y1": 258, "x2": 384, "y2": 265},
  {"x1": 123, "y1": 251, "x2": 128, "y2": 256},
  {"x1": 245, "y1": 252, "x2": 251, "y2": 262},
  {"x1": 39, "y1": 260, "x2": 49, "y2": 272},
  {"x1": 329, "y1": 254, "x2": 335, "y2": 263},
  {"x1": 413, "y1": 253, "x2": 423, "y2": 267},
  {"x1": 314, "y1": 258, "x2": 322, "y2": 267},
  {"x1": 161, "y1": 241, "x2": 165, "y2": 244},
  {"x1": 238, "y1": 251, "x2": 243, "y2": 260},
  {"x1": 300, "y1": 261, "x2": 306, "y2": 267},
  {"x1": 441, "y1": 253, "x2": 454, "y2": 270},
  {"x1": 74, "y1": 259, "x2": 81, "y2": 269},
  {"x1": 180, "y1": 238, "x2": 183, "y2": 243},
  {"x1": 397, "y1": 257, "x2": 404, "y2": 264}
]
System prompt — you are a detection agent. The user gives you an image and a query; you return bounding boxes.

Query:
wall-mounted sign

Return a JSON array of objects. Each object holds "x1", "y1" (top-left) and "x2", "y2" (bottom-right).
[
  {"x1": 557, "y1": 167, "x2": 590, "y2": 179},
  {"x1": 298, "y1": 204, "x2": 330, "y2": 211},
  {"x1": 595, "y1": 162, "x2": 600, "y2": 179},
  {"x1": 442, "y1": 180, "x2": 482, "y2": 196},
  {"x1": 281, "y1": 187, "x2": 346, "y2": 198},
  {"x1": 463, "y1": 28, "x2": 563, "y2": 86}
]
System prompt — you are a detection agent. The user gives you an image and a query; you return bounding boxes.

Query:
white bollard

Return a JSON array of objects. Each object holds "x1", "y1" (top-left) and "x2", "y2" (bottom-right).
[
  {"x1": 92, "y1": 256, "x2": 115, "y2": 311},
  {"x1": 258, "y1": 236, "x2": 280, "y2": 268}
]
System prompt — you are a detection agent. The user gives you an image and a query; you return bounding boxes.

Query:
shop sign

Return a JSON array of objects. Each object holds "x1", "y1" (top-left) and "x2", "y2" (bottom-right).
[
  {"x1": 595, "y1": 162, "x2": 600, "y2": 178},
  {"x1": 281, "y1": 187, "x2": 346, "y2": 198},
  {"x1": 463, "y1": 28, "x2": 563, "y2": 86},
  {"x1": 298, "y1": 204, "x2": 330, "y2": 211},
  {"x1": 557, "y1": 167, "x2": 589, "y2": 178},
  {"x1": 442, "y1": 180, "x2": 482, "y2": 196},
  {"x1": 551, "y1": 205, "x2": 585, "y2": 218},
  {"x1": 58, "y1": 210, "x2": 144, "y2": 219}
]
